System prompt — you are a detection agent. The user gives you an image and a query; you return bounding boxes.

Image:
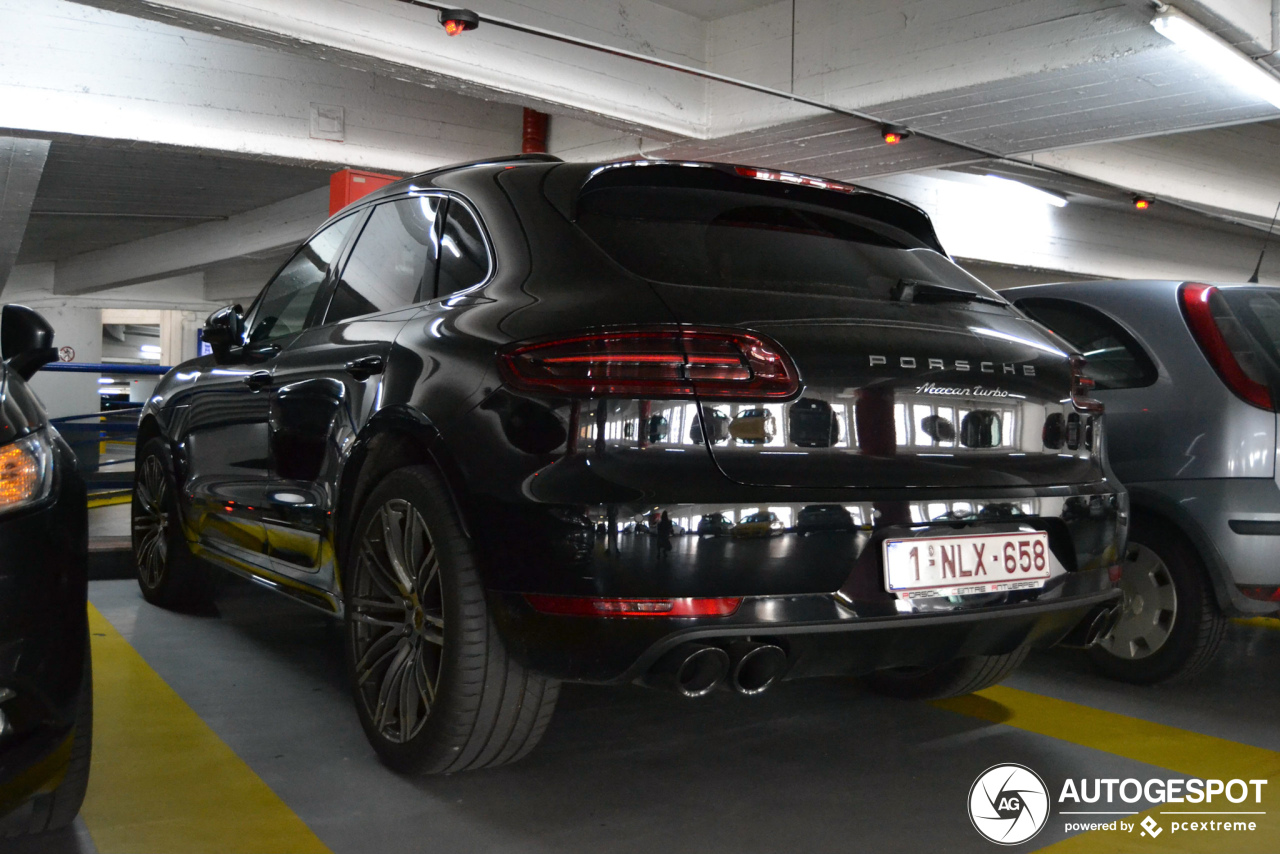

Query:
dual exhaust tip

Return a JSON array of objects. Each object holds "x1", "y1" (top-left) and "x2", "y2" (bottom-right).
[
  {"x1": 644, "y1": 641, "x2": 787, "y2": 698},
  {"x1": 1060, "y1": 602, "x2": 1124, "y2": 649}
]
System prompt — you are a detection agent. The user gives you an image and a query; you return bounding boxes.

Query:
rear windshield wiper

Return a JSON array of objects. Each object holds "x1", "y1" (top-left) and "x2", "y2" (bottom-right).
[{"x1": 892, "y1": 279, "x2": 1007, "y2": 307}]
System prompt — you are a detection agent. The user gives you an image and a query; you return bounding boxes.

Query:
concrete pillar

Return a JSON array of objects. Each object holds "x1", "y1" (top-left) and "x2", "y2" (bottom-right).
[{"x1": 25, "y1": 305, "x2": 102, "y2": 419}]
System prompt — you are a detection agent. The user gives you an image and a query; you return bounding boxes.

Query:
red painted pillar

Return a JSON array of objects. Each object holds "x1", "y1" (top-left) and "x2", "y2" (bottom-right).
[{"x1": 522, "y1": 108, "x2": 549, "y2": 154}]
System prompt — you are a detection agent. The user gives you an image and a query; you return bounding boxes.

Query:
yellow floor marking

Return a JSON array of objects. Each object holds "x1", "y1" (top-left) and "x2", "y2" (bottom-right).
[
  {"x1": 1233, "y1": 616, "x2": 1280, "y2": 631},
  {"x1": 935, "y1": 686, "x2": 1280, "y2": 853},
  {"x1": 86, "y1": 492, "x2": 132, "y2": 509},
  {"x1": 81, "y1": 604, "x2": 331, "y2": 854}
]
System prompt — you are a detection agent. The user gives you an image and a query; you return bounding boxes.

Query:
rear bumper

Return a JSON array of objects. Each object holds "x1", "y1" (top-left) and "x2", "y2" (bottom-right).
[
  {"x1": 491, "y1": 567, "x2": 1119, "y2": 683},
  {"x1": 1128, "y1": 479, "x2": 1280, "y2": 615},
  {"x1": 476, "y1": 485, "x2": 1126, "y2": 683},
  {"x1": 0, "y1": 441, "x2": 88, "y2": 816}
]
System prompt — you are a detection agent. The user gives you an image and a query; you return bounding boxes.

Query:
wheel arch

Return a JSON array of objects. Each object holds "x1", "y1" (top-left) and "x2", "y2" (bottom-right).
[
  {"x1": 1124, "y1": 486, "x2": 1238, "y2": 615},
  {"x1": 334, "y1": 405, "x2": 474, "y2": 581}
]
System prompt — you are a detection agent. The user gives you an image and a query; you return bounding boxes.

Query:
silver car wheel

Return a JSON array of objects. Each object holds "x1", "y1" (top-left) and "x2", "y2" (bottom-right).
[
  {"x1": 349, "y1": 498, "x2": 445, "y2": 745},
  {"x1": 1097, "y1": 543, "x2": 1178, "y2": 660},
  {"x1": 132, "y1": 454, "x2": 170, "y2": 588}
]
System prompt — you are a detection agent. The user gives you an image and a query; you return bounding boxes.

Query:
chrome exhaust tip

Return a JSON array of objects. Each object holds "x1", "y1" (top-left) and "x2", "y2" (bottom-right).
[
  {"x1": 643, "y1": 643, "x2": 730, "y2": 697},
  {"x1": 1061, "y1": 603, "x2": 1123, "y2": 648},
  {"x1": 1084, "y1": 604, "x2": 1122, "y2": 647},
  {"x1": 726, "y1": 641, "x2": 788, "y2": 695}
]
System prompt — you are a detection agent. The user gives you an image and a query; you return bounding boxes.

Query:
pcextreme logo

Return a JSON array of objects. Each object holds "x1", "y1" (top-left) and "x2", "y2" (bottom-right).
[{"x1": 969, "y1": 764, "x2": 1270, "y2": 845}]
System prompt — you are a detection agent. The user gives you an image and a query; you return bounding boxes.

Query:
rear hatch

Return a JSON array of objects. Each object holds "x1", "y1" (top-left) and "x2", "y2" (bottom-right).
[{"x1": 569, "y1": 163, "x2": 1098, "y2": 489}]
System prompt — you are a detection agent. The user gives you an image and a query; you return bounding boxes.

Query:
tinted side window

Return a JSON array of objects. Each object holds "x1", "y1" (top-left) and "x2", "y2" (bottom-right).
[
  {"x1": 1016, "y1": 297, "x2": 1158, "y2": 390},
  {"x1": 326, "y1": 196, "x2": 444, "y2": 325},
  {"x1": 247, "y1": 214, "x2": 358, "y2": 344},
  {"x1": 437, "y1": 201, "x2": 491, "y2": 297}
]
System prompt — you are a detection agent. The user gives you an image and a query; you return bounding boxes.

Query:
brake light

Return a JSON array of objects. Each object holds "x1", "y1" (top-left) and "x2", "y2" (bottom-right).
[
  {"x1": 1180, "y1": 283, "x2": 1273, "y2": 411},
  {"x1": 1070, "y1": 355, "x2": 1104, "y2": 413},
  {"x1": 734, "y1": 166, "x2": 857, "y2": 194},
  {"x1": 499, "y1": 327, "x2": 800, "y2": 399},
  {"x1": 524, "y1": 595, "x2": 742, "y2": 617}
]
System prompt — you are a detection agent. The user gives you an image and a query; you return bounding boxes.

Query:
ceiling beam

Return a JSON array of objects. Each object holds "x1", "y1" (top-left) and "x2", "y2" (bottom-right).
[
  {"x1": 54, "y1": 187, "x2": 326, "y2": 295},
  {"x1": 0, "y1": 137, "x2": 50, "y2": 295}
]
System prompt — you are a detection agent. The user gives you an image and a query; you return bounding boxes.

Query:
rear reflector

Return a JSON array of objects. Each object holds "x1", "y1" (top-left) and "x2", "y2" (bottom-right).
[
  {"x1": 499, "y1": 326, "x2": 800, "y2": 399},
  {"x1": 1180, "y1": 283, "x2": 1273, "y2": 411},
  {"x1": 524, "y1": 595, "x2": 743, "y2": 617},
  {"x1": 1238, "y1": 585, "x2": 1280, "y2": 603}
]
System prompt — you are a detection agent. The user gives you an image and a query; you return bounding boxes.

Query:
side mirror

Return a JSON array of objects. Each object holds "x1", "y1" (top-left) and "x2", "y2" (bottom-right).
[
  {"x1": 202, "y1": 304, "x2": 243, "y2": 361},
  {"x1": 0, "y1": 305, "x2": 57, "y2": 380}
]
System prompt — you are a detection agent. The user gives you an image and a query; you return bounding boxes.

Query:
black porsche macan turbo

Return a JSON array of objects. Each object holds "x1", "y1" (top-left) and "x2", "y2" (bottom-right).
[{"x1": 133, "y1": 154, "x2": 1127, "y2": 773}]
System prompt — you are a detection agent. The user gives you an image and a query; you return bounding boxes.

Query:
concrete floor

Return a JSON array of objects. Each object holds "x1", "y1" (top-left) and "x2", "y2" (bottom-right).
[{"x1": 9, "y1": 578, "x2": 1279, "y2": 854}]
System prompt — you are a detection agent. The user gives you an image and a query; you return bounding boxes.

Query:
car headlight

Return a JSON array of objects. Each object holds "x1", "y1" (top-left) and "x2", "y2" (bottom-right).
[{"x1": 0, "y1": 429, "x2": 54, "y2": 515}]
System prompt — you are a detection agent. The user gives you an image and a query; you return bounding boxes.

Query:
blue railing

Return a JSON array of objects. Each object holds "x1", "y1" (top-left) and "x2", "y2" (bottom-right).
[{"x1": 40, "y1": 362, "x2": 172, "y2": 492}]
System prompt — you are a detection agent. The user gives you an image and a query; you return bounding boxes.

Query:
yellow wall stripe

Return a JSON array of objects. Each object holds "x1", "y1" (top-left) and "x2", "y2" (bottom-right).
[
  {"x1": 935, "y1": 686, "x2": 1279, "y2": 853},
  {"x1": 81, "y1": 604, "x2": 331, "y2": 854}
]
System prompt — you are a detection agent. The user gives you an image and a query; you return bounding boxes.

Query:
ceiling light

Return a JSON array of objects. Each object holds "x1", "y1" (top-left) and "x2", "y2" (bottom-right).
[
  {"x1": 439, "y1": 8, "x2": 479, "y2": 36},
  {"x1": 881, "y1": 126, "x2": 910, "y2": 145},
  {"x1": 139, "y1": 344, "x2": 162, "y2": 356},
  {"x1": 1152, "y1": 7, "x2": 1280, "y2": 109},
  {"x1": 981, "y1": 174, "x2": 1068, "y2": 208}
]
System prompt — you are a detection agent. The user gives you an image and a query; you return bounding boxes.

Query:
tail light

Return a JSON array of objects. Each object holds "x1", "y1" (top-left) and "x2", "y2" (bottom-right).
[
  {"x1": 1180, "y1": 283, "x2": 1273, "y2": 411},
  {"x1": 524, "y1": 595, "x2": 742, "y2": 617},
  {"x1": 1237, "y1": 585, "x2": 1280, "y2": 603},
  {"x1": 499, "y1": 326, "x2": 800, "y2": 399},
  {"x1": 1070, "y1": 355, "x2": 1104, "y2": 413}
]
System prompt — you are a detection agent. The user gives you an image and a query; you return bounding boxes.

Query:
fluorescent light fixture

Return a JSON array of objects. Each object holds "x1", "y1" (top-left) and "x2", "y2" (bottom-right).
[
  {"x1": 981, "y1": 174, "x2": 1068, "y2": 208},
  {"x1": 97, "y1": 377, "x2": 113, "y2": 384},
  {"x1": 139, "y1": 344, "x2": 162, "y2": 356},
  {"x1": 1152, "y1": 7, "x2": 1280, "y2": 109}
]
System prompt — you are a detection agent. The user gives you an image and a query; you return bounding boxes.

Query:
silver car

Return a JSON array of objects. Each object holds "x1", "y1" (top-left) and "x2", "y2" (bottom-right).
[{"x1": 1007, "y1": 280, "x2": 1280, "y2": 683}]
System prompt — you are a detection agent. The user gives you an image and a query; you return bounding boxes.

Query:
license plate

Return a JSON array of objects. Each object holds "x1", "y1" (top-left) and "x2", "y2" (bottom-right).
[{"x1": 882, "y1": 531, "x2": 1052, "y2": 599}]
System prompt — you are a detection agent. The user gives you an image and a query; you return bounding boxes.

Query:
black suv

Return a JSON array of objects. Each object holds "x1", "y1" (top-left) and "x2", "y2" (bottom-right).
[{"x1": 133, "y1": 156, "x2": 1126, "y2": 774}]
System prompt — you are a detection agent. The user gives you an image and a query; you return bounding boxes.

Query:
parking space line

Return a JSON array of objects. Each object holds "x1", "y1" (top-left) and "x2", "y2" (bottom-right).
[
  {"x1": 1233, "y1": 617, "x2": 1280, "y2": 631},
  {"x1": 935, "y1": 686, "x2": 1279, "y2": 852},
  {"x1": 81, "y1": 604, "x2": 331, "y2": 854}
]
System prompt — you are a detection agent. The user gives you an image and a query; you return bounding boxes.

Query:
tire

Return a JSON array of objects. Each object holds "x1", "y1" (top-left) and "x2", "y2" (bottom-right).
[
  {"x1": 5, "y1": 640, "x2": 93, "y2": 837},
  {"x1": 132, "y1": 438, "x2": 215, "y2": 610},
  {"x1": 1089, "y1": 521, "x2": 1226, "y2": 684},
  {"x1": 343, "y1": 465, "x2": 559, "y2": 774},
  {"x1": 865, "y1": 646, "x2": 1030, "y2": 700}
]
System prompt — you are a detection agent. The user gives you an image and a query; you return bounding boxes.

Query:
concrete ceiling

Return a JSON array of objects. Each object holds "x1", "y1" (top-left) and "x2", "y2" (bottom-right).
[
  {"x1": 7, "y1": 0, "x2": 1280, "y2": 303},
  {"x1": 650, "y1": 0, "x2": 780, "y2": 20},
  {"x1": 18, "y1": 139, "x2": 333, "y2": 263}
]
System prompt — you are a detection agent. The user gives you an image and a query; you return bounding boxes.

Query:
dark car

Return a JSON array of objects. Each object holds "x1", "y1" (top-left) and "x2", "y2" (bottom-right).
[
  {"x1": 131, "y1": 155, "x2": 1125, "y2": 774},
  {"x1": 0, "y1": 306, "x2": 91, "y2": 836},
  {"x1": 696, "y1": 512, "x2": 734, "y2": 537},
  {"x1": 796, "y1": 504, "x2": 854, "y2": 535}
]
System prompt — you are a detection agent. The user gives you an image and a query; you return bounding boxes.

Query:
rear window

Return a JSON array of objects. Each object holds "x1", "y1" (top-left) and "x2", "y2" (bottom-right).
[
  {"x1": 1215, "y1": 287, "x2": 1280, "y2": 373},
  {"x1": 1015, "y1": 297, "x2": 1157, "y2": 390},
  {"x1": 575, "y1": 167, "x2": 1003, "y2": 305}
]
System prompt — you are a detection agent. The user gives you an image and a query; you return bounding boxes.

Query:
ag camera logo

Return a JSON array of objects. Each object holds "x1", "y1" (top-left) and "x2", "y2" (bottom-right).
[{"x1": 969, "y1": 764, "x2": 1051, "y2": 845}]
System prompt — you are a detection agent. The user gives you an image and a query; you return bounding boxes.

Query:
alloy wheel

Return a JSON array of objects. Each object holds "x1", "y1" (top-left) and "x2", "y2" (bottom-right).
[
  {"x1": 349, "y1": 498, "x2": 445, "y2": 744},
  {"x1": 1097, "y1": 543, "x2": 1178, "y2": 660},
  {"x1": 132, "y1": 454, "x2": 170, "y2": 588}
]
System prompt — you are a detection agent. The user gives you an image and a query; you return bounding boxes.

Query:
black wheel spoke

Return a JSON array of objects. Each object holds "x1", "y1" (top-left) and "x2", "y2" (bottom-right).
[
  {"x1": 133, "y1": 454, "x2": 172, "y2": 590},
  {"x1": 349, "y1": 495, "x2": 445, "y2": 745}
]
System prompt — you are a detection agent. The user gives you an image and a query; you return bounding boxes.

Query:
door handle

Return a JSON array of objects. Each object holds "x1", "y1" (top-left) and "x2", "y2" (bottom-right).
[
  {"x1": 345, "y1": 355, "x2": 385, "y2": 381},
  {"x1": 244, "y1": 370, "x2": 272, "y2": 391}
]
